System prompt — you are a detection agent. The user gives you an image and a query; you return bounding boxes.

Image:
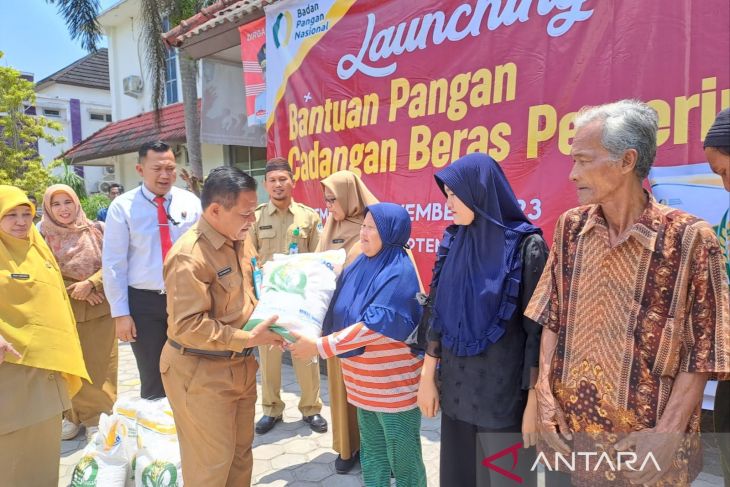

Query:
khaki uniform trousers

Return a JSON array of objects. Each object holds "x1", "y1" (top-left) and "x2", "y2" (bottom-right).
[
  {"x1": 0, "y1": 363, "x2": 69, "y2": 487},
  {"x1": 0, "y1": 413, "x2": 62, "y2": 487},
  {"x1": 160, "y1": 343, "x2": 257, "y2": 487},
  {"x1": 66, "y1": 315, "x2": 118, "y2": 427},
  {"x1": 258, "y1": 345, "x2": 322, "y2": 417},
  {"x1": 327, "y1": 356, "x2": 360, "y2": 459}
]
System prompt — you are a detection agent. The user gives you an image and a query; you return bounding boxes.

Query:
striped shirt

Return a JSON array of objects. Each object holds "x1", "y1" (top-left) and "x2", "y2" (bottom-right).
[{"x1": 317, "y1": 322, "x2": 423, "y2": 413}]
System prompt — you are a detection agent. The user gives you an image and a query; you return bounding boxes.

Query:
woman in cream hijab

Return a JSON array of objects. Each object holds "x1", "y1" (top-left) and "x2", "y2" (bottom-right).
[
  {"x1": 316, "y1": 171, "x2": 379, "y2": 473},
  {"x1": 0, "y1": 185, "x2": 88, "y2": 487},
  {"x1": 39, "y1": 184, "x2": 118, "y2": 442}
]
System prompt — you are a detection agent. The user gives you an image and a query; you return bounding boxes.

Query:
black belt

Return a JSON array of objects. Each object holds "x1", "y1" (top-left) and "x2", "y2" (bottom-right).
[
  {"x1": 168, "y1": 339, "x2": 252, "y2": 358},
  {"x1": 130, "y1": 287, "x2": 166, "y2": 295}
]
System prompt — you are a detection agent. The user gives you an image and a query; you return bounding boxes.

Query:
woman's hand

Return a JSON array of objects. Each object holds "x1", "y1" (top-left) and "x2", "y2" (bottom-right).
[
  {"x1": 0, "y1": 334, "x2": 21, "y2": 364},
  {"x1": 85, "y1": 291, "x2": 105, "y2": 306},
  {"x1": 67, "y1": 280, "x2": 94, "y2": 300},
  {"x1": 522, "y1": 389, "x2": 538, "y2": 448},
  {"x1": 287, "y1": 331, "x2": 319, "y2": 360},
  {"x1": 418, "y1": 354, "x2": 440, "y2": 417},
  {"x1": 417, "y1": 375, "x2": 440, "y2": 418}
]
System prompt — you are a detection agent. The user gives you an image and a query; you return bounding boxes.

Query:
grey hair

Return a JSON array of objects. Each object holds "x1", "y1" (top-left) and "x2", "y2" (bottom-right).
[{"x1": 574, "y1": 99, "x2": 658, "y2": 179}]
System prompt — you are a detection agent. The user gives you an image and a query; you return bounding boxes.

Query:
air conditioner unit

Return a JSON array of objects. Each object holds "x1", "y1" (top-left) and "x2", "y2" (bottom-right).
[
  {"x1": 123, "y1": 75, "x2": 144, "y2": 97},
  {"x1": 98, "y1": 181, "x2": 112, "y2": 194},
  {"x1": 104, "y1": 165, "x2": 115, "y2": 175}
]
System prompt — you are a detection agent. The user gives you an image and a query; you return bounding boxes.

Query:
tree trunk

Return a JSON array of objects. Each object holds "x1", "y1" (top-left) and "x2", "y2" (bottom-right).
[{"x1": 180, "y1": 54, "x2": 202, "y2": 182}]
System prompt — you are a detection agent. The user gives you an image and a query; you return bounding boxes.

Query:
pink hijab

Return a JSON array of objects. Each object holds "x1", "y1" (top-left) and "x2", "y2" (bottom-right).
[{"x1": 39, "y1": 184, "x2": 104, "y2": 281}]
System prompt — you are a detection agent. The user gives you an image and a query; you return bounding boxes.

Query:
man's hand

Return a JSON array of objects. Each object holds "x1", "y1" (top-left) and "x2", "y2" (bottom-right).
[
  {"x1": 614, "y1": 429, "x2": 683, "y2": 485},
  {"x1": 535, "y1": 329, "x2": 572, "y2": 454},
  {"x1": 522, "y1": 389, "x2": 539, "y2": 448},
  {"x1": 417, "y1": 375, "x2": 440, "y2": 418},
  {"x1": 67, "y1": 280, "x2": 94, "y2": 300},
  {"x1": 287, "y1": 330, "x2": 319, "y2": 360},
  {"x1": 85, "y1": 291, "x2": 105, "y2": 306},
  {"x1": 0, "y1": 333, "x2": 21, "y2": 364},
  {"x1": 115, "y1": 315, "x2": 137, "y2": 342},
  {"x1": 245, "y1": 316, "x2": 283, "y2": 348},
  {"x1": 536, "y1": 382, "x2": 572, "y2": 454}
]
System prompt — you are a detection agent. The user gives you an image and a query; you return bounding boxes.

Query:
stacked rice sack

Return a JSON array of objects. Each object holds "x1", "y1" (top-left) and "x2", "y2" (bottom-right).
[{"x1": 71, "y1": 396, "x2": 182, "y2": 487}]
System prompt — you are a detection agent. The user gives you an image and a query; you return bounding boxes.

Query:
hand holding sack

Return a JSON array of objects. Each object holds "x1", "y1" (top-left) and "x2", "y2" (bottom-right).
[{"x1": 245, "y1": 249, "x2": 346, "y2": 341}]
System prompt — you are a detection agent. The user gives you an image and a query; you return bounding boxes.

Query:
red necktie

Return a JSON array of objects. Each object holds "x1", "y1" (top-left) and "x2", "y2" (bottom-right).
[{"x1": 154, "y1": 196, "x2": 173, "y2": 261}]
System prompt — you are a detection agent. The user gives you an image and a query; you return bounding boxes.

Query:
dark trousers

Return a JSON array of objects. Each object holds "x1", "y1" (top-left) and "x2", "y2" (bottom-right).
[
  {"x1": 128, "y1": 287, "x2": 168, "y2": 399},
  {"x1": 440, "y1": 412, "x2": 537, "y2": 487},
  {"x1": 715, "y1": 380, "x2": 730, "y2": 484}
]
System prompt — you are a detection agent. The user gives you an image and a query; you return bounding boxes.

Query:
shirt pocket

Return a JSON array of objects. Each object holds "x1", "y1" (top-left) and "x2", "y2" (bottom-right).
[
  {"x1": 257, "y1": 227, "x2": 278, "y2": 257},
  {"x1": 222, "y1": 273, "x2": 244, "y2": 315}
]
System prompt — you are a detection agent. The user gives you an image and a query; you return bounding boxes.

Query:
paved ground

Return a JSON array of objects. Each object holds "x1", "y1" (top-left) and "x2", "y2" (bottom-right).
[
  {"x1": 59, "y1": 343, "x2": 726, "y2": 486},
  {"x1": 59, "y1": 343, "x2": 440, "y2": 486}
]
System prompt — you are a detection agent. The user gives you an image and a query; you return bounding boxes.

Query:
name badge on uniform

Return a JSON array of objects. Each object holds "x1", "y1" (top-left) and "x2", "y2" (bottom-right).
[
  {"x1": 332, "y1": 239, "x2": 345, "y2": 244},
  {"x1": 217, "y1": 267, "x2": 232, "y2": 278},
  {"x1": 259, "y1": 225, "x2": 273, "y2": 230},
  {"x1": 10, "y1": 273, "x2": 30, "y2": 280}
]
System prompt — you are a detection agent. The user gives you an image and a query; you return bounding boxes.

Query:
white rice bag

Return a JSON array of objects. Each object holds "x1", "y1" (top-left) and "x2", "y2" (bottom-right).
[
  {"x1": 134, "y1": 399, "x2": 183, "y2": 487},
  {"x1": 246, "y1": 249, "x2": 346, "y2": 341},
  {"x1": 70, "y1": 414, "x2": 129, "y2": 487}
]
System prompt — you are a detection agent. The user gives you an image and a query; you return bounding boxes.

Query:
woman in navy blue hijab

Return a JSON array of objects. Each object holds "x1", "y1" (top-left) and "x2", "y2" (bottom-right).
[
  {"x1": 417, "y1": 153, "x2": 548, "y2": 487},
  {"x1": 290, "y1": 203, "x2": 427, "y2": 487}
]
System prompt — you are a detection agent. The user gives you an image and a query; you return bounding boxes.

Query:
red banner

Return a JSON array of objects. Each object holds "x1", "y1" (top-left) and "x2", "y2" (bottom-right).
[
  {"x1": 265, "y1": 0, "x2": 730, "y2": 277},
  {"x1": 239, "y1": 17, "x2": 267, "y2": 127}
]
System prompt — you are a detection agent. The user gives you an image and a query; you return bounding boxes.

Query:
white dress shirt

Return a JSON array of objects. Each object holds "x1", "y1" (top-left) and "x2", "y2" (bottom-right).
[{"x1": 102, "y1": 184, "x2": 202, "y2": 317}]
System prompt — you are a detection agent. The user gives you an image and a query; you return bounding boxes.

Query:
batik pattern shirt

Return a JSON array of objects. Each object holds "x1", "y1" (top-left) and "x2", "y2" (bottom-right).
[{"x1": 525, "y1": 197, "x2": 730, "y2": 486}]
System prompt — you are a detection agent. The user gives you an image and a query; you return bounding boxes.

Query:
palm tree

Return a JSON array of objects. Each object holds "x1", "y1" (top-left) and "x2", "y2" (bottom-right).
[{"x1": 49, "y1": 0, "x2": 207, "y2": 182}]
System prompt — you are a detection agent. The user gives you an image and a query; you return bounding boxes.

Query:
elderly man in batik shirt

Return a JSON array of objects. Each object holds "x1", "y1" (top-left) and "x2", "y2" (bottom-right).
[{"x1": 525, "y1": 99, "x2": 730, "y2": 487}]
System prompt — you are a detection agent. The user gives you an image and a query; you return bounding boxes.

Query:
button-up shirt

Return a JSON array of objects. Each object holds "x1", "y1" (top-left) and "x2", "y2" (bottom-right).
[
  {"x1": 102, "y1": 184, "x2": 202, "y2": 317},
  {"x1": 525, "y1": 196, "x2": 730, "y2": 486},
  {"x1": 249, "y1": 200, "x2": 321, "y2": 264},
  {"x1": 163, "y1": 217, "x2": 258, "y2": 352}
]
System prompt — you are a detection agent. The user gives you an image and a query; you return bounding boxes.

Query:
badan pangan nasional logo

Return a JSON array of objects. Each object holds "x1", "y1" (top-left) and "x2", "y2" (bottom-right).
[{"x1": 272, "y1": 11, "x2": 293, "y2": 48}]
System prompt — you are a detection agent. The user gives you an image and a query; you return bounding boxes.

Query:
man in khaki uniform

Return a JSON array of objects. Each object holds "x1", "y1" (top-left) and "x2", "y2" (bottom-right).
[
  {"x1": 250, "y1": 158, "x2": 327, "y2": 435},
  {"x1": 161, "y1": 166, "x2": 282, "y2": 486}
]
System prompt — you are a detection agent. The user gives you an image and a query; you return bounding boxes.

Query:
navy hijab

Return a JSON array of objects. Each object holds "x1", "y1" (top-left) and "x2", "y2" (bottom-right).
[
  {"x1": 323, "y1": 203, "x2": 422, "y2": 357},
  {"x1": 432, "y1": 153, "x2": 541, "y2": 356}
]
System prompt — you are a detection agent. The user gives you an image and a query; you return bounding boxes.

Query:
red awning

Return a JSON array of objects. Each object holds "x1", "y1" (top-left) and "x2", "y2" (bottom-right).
[{"x1": 64, "y1": 102, "x2": 197, "y2": 163}]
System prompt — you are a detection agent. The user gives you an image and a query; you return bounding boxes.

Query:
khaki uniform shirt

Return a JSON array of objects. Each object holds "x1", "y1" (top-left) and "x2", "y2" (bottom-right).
[
  {"x1": 163, "y1": 217, "x2": 258, "y2": 353},
  {"x1": 249, "y1": 200, "x2": 322, "y2": 264}
]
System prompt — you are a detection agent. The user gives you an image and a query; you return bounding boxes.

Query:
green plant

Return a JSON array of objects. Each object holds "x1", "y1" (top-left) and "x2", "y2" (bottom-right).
[
  {"x1": 80, "y1": 193, "x2": 110, "y2": 220},
  {"x1": 53, "y1": 160, "x2": 87, "y2": 198},
  {"x1": 0, "y1": 51, "x2": 64, "y2": 196}
]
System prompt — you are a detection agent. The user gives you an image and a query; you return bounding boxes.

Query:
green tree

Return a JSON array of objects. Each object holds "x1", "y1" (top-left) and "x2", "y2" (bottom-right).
[
  {"x1": 0, "y1": 52, "x2": 64, "y2": 196},
  {"x1": 51, "y1": 0, "x2": 212, "y2": 184}
]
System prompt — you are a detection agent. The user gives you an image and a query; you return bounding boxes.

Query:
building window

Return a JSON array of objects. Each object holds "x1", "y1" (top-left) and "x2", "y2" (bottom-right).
[
  {"x1": 162, "y1": 17, "x2": 179, "y2": 105},
  {"x1": 229, "y1": 146, "x2": 268, "y2": 201},
  {"x1": 43, "y1": 108, "x2": 61, "y2": 117},
  {"x1": 90, "y1": 113, "x2": 112, "y2": 122}
]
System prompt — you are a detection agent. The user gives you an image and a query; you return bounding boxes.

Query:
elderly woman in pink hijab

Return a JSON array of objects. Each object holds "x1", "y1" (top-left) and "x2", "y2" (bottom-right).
[{"x1": 39, "y1": 184, "x2": 118, "y2": 442}]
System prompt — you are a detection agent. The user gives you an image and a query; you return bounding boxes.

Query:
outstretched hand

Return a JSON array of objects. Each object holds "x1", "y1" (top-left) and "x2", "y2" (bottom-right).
[
  {"x1": 246, "y1": 315, "x2": 284, "y2": 348},
  {"x1": 0, "y1": 333, "x2": 21, "y2": 364},
  {"x1": 286, "y1": 331, "x2": 319, "y2": 360}
]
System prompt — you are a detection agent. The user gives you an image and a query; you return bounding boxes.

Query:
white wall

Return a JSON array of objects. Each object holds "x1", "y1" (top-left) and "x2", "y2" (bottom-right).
[
  {"x1": 35, "y1": 83, "x2": 112, "y2": 193},
  {"x1": 101, "y1": 0, "x2": 184, "y2": 122},
  {"x1": 91, "y1": 0, "x2": 223, "y2": 195}
]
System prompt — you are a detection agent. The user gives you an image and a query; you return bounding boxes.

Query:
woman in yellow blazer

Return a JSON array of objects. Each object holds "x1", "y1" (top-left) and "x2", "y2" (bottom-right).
[
  {"x1": 39, "y1": 184, "x2": 118, "y2": 441},
  {"x1": 0, "y1": 186, "x2": 88, "y2": 487}
]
